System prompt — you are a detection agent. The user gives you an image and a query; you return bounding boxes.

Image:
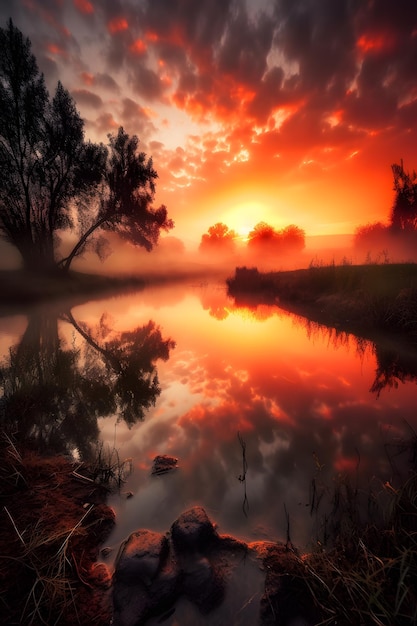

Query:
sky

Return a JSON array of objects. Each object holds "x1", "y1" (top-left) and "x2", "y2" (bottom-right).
[{"x1": 2, "y1": 0, "x2": 417, "y2": 248}]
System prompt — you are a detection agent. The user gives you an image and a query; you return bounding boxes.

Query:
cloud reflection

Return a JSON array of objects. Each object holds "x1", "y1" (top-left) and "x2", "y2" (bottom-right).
[{"x1": 102, "y1": 284, "x2": 417, "y2": 549}]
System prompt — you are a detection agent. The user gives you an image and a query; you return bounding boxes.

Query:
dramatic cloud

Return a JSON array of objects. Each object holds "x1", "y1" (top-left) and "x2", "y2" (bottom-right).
[{"x1": 1, "y1": 0, "x2": 417, "y2": 244}]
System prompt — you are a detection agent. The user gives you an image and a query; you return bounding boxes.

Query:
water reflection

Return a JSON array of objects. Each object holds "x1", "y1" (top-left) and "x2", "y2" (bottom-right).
[
  {"x1": 2, "y1": 282, "x2": 417, "y2": 554},
  {"x1": 225, "y1": 289, "x2": 417, "y2": 399},
  {"x1": 0, "y1": 305, "x2": 175, "y2": 457},
  {"x1": 87, "y1": 283, "x2": 417, "y2": 556}
]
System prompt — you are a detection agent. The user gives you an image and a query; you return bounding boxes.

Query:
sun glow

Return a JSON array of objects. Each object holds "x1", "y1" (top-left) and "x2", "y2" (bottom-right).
[{"x1": 222, "y1": 201, "x2": 270, "y2": 239}]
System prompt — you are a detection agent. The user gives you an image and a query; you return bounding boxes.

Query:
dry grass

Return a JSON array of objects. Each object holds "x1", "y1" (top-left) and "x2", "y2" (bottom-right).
[
  {"x1": 297, "y1": 431, "x2": 417, "y2": 625},
  {"x1": 0, "y1": 433, "x2": 115, "y2": 625}
]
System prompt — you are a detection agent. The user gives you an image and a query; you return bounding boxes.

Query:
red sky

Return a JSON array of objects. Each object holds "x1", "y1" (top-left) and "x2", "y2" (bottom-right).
[{"x1": 3, "y1": 0, "x2": 417, "y2": 247}]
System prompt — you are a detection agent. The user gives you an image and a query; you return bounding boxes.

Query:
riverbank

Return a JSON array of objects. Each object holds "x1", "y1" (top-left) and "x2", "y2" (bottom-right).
[
  {"x1": 0, "y1": 435, "x2": 115, "y2": 625},
  {"x1": 0, "y1": 265, "x2": 226, "y2": 316},
  {"x1": 0, "y1": 269, "x2": 147, "y2": 315},
  {"x1": 1, "y1": 432, "x2": 417, "y2": 624},
  {"x1": 227, "y1": 263, "x2": 417, "y2": 342}
]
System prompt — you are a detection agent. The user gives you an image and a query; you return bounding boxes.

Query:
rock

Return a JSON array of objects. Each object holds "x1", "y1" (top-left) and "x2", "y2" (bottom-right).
[
  {"x1": 181, "y1": 555, "x2": 224, "y2": 613},
  {"x1": 114, "y1": 529, "x2": 169, "y2": 585},
  {"x1": 171, "y1": 506, "x2": 217, "y2": 552},
  {"x1": 113, "y1": 582, "x2": 149, "y2": 626},
  {"x1": 151, "y1": 454, "x2": 178, "y2": 475},
  {"x1": 112, "y1": 507, "x2": 318, "y2": 626},
  {"x1": 113, "y1": 531, "x2": 179, "y2": 626}
]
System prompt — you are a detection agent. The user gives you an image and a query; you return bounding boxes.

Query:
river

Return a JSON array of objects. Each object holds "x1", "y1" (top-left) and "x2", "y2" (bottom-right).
[{"x1": 1, "y1": 278, "x2": 417, "y2": 559}]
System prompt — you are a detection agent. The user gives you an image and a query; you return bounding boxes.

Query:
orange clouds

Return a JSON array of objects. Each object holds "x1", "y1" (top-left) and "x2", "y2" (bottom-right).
[
  {"x1": 81, "y1": 71, "x2": 94, "y2": 86},
  {"x1": 74, "y1": 0, "x2": 93, "y2": 15},
  {"x1": 108, "y1": 17, "x2": 128, "y2": 34},
  {"x1": 129, "y1": 39, "x2": 147, "y2": 55},
  {"x1": 6, "y1": 0, "x2": 417, "y2": 244},
  {"x1": 46, "y1": 42, "x2": 67, "y2": 57},
  {"x1": 357, "y1": 32, "x2": 397, "y2": 55}
]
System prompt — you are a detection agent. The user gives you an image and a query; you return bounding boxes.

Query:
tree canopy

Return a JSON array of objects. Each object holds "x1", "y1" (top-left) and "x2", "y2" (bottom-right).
[
  {"x1": 247, "y1": 222, "x2": 305, "y2": 252},
  {"x1": 199, "y1": 222, "x2": 237, "y2": 253},
  {"x1": 0, "y1": 20, "x2": 173, "y2": 273}
]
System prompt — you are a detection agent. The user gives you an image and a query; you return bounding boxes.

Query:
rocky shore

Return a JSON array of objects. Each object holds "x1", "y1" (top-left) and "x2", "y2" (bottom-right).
[{"x1": 112, "y1": 505, "x2": 317, "y2": 626}]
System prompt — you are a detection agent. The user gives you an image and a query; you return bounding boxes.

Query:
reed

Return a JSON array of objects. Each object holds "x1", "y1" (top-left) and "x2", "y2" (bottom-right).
[{"x1": 298, "y1": 431, "x2": 417, "y2": 625}]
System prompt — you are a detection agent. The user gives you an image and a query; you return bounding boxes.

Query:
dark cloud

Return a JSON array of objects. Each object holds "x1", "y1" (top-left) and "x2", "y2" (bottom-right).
[
  {"x1": 217, "y1": 5, "x2": 274, "y2": 85},
  {"x1": 71, "y1": 88, "x2": 103, "y2": 109},
  {"x1": 95, "y1": 72, "x2": 120, "y2": 92},
  {"x1": 2, "y1": 0, "x2": 417, "y2": 237},
  {"x1": 128, "y1": 63, "x2": 168, "y2": 101},
  {"x1": 120, "y1": 97, "x2": 157, "y2": 138}
]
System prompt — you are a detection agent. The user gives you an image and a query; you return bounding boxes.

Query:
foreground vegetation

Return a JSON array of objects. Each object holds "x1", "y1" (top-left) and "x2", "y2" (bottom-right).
[
  {"x1": 299, "y1": 427, "x2": 417, "y2": 625},
  {"x1": 0, "y1": 434, "x2": 118, "y2": 625},
  {"x1": 227, "y1": 262, "x2": 417, "y2": 341},
  {"x1": 3, "y1": 432, "x2": 417, "y2": 625}
]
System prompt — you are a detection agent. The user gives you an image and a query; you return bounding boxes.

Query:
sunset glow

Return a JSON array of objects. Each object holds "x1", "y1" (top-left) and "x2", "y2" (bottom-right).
[{"x1": 3, "y1": 1, "x2": 417, "y2": 249}]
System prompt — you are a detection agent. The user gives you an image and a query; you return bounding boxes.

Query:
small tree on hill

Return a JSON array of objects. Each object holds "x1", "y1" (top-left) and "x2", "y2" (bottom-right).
[{"x1": 280, "y1": 224, "x2": 305, "y2": 251}]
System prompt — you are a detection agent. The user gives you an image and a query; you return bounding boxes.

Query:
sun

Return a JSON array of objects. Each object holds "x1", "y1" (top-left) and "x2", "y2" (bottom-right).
[
  {"x1": 234, "y1": 224, "x2": 252, "y2": 242},
  {"x1": 222, "y1": 201, "x2": 269, "y2": 240}
]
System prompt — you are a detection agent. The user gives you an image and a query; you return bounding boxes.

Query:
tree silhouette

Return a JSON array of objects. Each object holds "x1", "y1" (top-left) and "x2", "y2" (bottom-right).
[
  {"x1": 247, "y1": 222, "x2": 277, "y2": 248},
  {"x1": 0, "y1": 21, "x2": 173, "y2": 274},
  {"x1": 390, "y1": 160, "x2": 417, "y2": 232},
  {"x1": 60, "y1": 127, "x2": 173, "y2": 272},
  {"x1": 280, "y1": 224, "x2": 305, "y2": 252},
  {"x1": 247, "y1": 222, "x2": 305, "y2": 252},
  {"x1": 199, "y1": 222, "x2": 237, "y2": 253}
]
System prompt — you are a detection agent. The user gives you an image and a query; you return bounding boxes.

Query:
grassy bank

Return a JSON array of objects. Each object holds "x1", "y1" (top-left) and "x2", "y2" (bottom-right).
[
  {"x1": 227, "y1": 263, "x2": 417, "y2": 339},
  {"x1": 0, "y1": 435, "x2": 116, "y2": 625},
  {"x1": 0, "y1": 269, "x2": 147, "y2": 314},
  {"x1": 299, "y1": 430, "x2": 417, "y2": 625}
]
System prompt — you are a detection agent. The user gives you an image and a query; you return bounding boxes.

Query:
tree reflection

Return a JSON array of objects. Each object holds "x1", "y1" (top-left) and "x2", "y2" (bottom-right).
[
  {"x1": 0, "y1": 308, "x2": 175, "y2": 457},
  {"x1": 227, "y1": 289, "x2": 417, "y2": 397},
  {"x1": 370, "y1": 343, "x2": 417, "y2": 397}
]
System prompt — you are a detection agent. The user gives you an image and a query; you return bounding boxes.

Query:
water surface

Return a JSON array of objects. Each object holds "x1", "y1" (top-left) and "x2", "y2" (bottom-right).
[{"x1": 2, "y1": 280, "x2": 417, "y2": 558}]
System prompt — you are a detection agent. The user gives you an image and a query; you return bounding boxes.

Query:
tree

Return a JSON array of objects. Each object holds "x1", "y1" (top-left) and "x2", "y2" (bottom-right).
[
  {"x1": 354, "y1": 221, "x2": 390, "y2": 251},
  {"x1": 280, "y1": 224, "x2": 305, "y2": 251},
  {"x1": 390, "y1": 160, "x2": 417, "y2": 231},
  {"x1": 199, "y1": 222, "x2": 237, "y2": 253},
  {"x1": 247, "y1": 222, "x2": 305, "y2": 252},
  {"x1": 61, "y1": 127, "x2": 174, "y2": 272},
  {"x1": 247, "y1": 222, "x2": 277, "y2": 248},
  {"x1": 0, "y1": 20, "x2": 106, "y2": 272},
  {"x1": 0, "y1": 20, "x2": 173, "y2": 273}
]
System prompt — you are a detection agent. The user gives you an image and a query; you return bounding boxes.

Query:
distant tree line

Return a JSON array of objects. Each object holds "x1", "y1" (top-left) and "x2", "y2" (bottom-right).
[
  {"x1": 199, "y1": 221, "x2": 305, "y2": 255},
  {"x1": 354, "y1": 160, "x2": 417, "y2": 255},
  {"x1": 0, "y1": 20, "x2": 173, "y2": 274}
]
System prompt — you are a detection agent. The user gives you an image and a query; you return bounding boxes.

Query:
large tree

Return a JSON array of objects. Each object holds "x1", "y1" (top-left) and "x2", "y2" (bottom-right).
[
  {"x1": 0, "y1": 20, "x2": 173, "y2": 273},
  {"x1": 60, "y1": 127, "x2": 173, "y2": 272}
]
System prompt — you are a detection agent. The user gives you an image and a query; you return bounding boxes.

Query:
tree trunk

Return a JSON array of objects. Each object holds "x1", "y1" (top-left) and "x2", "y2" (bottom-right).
[{"x1": 60, "y1": 215, "x2": 111, "y2": 273}]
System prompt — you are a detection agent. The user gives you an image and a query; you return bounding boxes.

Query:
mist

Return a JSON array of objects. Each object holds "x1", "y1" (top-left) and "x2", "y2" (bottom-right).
[{"x1": 3, "y1": 229, "x2": 417, "y2": 283}]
